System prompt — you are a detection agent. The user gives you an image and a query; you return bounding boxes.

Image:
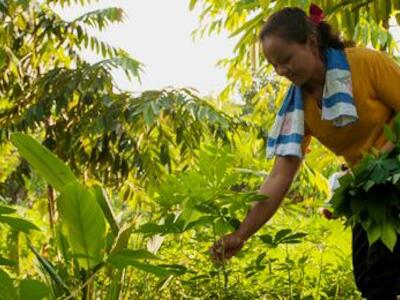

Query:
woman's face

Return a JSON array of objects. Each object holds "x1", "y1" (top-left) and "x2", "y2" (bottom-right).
[{"x1": 261, "y1": 35, "x2": 320, "y2": 86}]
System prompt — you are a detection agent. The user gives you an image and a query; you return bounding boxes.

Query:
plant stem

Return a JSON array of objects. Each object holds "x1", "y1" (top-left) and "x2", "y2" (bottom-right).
[
  {"x1": 47, "y1": 185, "x2": 55, "y2": 231},
  {"x1": 315, "y1": 248, "x2": 324, "y2": 299},
  {"x1": 286, "y1": 246, "x2": 293, "y2": 300},
  {"x1": 212, "y1": 222, "x2": 223, "y2": 299}
]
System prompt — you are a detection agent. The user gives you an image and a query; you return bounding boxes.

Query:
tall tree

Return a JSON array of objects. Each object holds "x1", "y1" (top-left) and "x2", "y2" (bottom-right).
[{"x1": 0, "y1": 0, "x2": 239, "y2": 205}]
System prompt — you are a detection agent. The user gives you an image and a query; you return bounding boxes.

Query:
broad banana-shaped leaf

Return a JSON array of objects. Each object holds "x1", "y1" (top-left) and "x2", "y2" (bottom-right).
[
  {"x1": 57, "y1": 181, "x2": 106, "y2": 270},
  {"x1": 18, "y1": 279, "x2": 50, "y2": 300},
  {"x1": 10, "y1": 133, "x2": 78, "y2": 192}
]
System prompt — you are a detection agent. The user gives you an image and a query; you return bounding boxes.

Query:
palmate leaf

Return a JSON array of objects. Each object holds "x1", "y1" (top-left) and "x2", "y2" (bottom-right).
[
  {"x1": 57, "y1": 181, "x2": 106, "y2": 270},
  {"x1": 330, "y1": 138, "x2": 400, "y2": 251},
  {"x1": 10, "y1": 133, "x2": 78, "y2": 192}
]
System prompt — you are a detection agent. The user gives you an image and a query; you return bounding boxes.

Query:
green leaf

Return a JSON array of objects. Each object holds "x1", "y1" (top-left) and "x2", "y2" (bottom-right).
[
  {"x1": 110, "y1": 222, "x2": 135, "y2": 255},
  {"x1": 19, "y1": 279, "x2": 50, "y2": 300},
  {"x1": 0, "y1": 47, "x2": 7, "y2": 68},
  {"x1": 366, "y1": 201, "x2": 385, "y2": 223},
  {"x1": 108, "y1": 249, "x2": 179, "y2": 278},
  {"x1": 105, "y1": 269, "x2": 124, "y2": 300},
  {"x1": 0, "y1": 205, "x2": 15, "y2": 215},
  {"x1": 325, "y1": 0, "x2": 353, "y2": 15},
  {"x1": 55, "y1": 225, "x2": 70, "y2": 263},
  {"x1": 57, "y1": 182, "x2": 106, "y2": 270},
  {"x1": 0, "y1": 256, "x2": 16, "y2": 266},
  {"x1": 229, "y1": 12, "x2": 264, "y2": 38},
  {"x1": 28, "y1": 243, "x2": 70, "y2": 294},
  {"x1": 391, "y1": 173, "x2": 400, "y2": 184},
  {"x1": 369, "y1": 165, "x2": 388, "y2": 183},
  {"x1": 382, "y1": 158, "x2": 399, "y2": 171},
  {"x1": 10, "y1": 133, "x2": 78, "y2": 192},
  {"x1": 90, "y1": 185, "x2": 119, "y2": 237},
  {"x1": 366, "y1": 222, "x2": 382, "y2": 245},
  {"x1": 90, "y1": 57, "x2": 142, "y2": 82},
  {"x1": 281, "y1": 232, "x2": 308, "y2": 244},
  {"x1": 259, "y1": 234, "x2": 274, "y2": 246},
  {"x1": 0, "y1": 269, "x2": 16, "y2": 300},
  {"x1": 108, "y1": 249, "x2": 159, "y2": 267},
  {"x1": 73, "y1": 7, "x2": 124, "y2": 29},
  {"x1": 136, "y1": 223, "x2": 166, "y2": 235},
  {"x1": 189, "y1": 0, "x2": 197, "y2": 10},
  {"x1": 143, "y1": 104, "x2": 154, "y2": 126},
  {"x1": 274, "y1": 229, "x2": 292, "y2": 242},
  {"x1": 381, "y1": 222, "x2": 398, "y2": 252},
  {"x1": 0, "y1": 216, "x2": 39, "y2": 233},
  {"x1": 181, "y1": 205, "x2": 203, "y2": 231},
  {"x1": 363, "y1": 180, "x2": 375, "y2": 191},
  {"x1": 108, "y1": 255, "x2": 177, "y2": 278},
  {"x1": 384, "y1": 124, "x2": 396, "y2": 143},
  {"x1": 394, "y1": 113, "x2": 400, "y2": 135}
]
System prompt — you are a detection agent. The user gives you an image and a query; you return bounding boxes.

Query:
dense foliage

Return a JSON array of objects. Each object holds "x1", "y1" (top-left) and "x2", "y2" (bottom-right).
[{"x1": 331, "y1": 115, "x2": 400, "y2": 251}]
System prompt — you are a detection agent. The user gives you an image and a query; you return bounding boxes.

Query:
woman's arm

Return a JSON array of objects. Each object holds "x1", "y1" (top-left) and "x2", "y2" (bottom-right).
[
  {"x1": 236, "y1": 155, "x2": 303, "y2": 241},
  {"x1": 210, "y1": 155, "x2": 303, "y2": 261}
]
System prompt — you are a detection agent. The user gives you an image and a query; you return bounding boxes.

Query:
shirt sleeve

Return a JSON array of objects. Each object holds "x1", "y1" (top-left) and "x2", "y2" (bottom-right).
[{"x1": 369, "y1": 50, "x2": 400, "y2": 112}]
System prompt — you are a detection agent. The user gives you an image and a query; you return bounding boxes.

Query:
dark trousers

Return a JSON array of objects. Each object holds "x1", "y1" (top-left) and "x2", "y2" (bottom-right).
[{"x1": 352, "y1": 224, "x2": 400, "y2": 299}]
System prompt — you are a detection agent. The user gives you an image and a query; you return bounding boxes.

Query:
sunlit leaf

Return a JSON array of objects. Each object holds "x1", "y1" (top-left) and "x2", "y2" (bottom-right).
[
  {"x1": 0, "y1": 269, "x2": 16, "y2": 300},
  {"x1": 57, "y1": 182, "x2": 106, "y2": 269},
  {"x1": 10, "y1": 133, "x2": 78, "y2": 192}
]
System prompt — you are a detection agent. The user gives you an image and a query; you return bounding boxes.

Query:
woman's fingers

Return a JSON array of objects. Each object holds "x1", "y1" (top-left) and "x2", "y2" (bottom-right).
[
  {"x1": 210, "y1": 237, "x2": 242, "y2": 262},
  {"x1": 209, "y1": 238, "x2": 228, "y2": 262}
]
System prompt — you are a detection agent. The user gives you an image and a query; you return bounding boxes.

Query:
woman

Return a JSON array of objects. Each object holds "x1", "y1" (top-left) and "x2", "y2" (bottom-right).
[{"x1": 210, "y1": 5, "x2": 400, "y2": 299}]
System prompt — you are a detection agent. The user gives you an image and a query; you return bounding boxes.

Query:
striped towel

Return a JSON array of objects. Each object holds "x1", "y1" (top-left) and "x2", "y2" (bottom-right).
[{"x1": 266, "y1": 48, "x2": 358, "y2": 159}]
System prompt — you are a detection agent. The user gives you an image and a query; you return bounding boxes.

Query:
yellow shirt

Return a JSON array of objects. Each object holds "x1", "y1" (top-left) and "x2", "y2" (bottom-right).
[{"x1": 302, "y1": 47, "x2": 400, "y2": 167}]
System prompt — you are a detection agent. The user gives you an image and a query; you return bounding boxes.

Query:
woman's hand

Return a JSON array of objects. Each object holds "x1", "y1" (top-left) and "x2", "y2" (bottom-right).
[
  {"x1": 209, "y1": 233, "x2": 245, "y2": 262},
  {"x1": 209, "y1": 156, "x2": 302, "y2": 263}
]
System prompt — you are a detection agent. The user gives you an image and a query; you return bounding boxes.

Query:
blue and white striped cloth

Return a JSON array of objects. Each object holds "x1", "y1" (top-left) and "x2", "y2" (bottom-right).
[{"x1": 266, "y1": 48, "x2": 358, "y2": 159}]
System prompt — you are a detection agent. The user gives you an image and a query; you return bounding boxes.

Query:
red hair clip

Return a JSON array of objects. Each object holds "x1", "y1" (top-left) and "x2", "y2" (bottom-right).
[{"x1": 309, "y1": 3, "x2": 324, "y2": 25}]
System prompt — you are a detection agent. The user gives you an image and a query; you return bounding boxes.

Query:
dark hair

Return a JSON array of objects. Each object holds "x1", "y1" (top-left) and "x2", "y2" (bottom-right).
[{"x1": 259, "y1": 7, "x2": 348, "y2": 54}]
